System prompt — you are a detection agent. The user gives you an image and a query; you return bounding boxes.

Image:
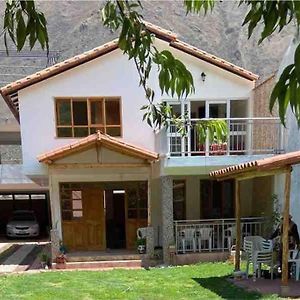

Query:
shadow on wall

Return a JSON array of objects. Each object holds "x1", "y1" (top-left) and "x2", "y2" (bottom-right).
[{"x1": 192, "y1": 276, "x2": 263, "y2": 300}]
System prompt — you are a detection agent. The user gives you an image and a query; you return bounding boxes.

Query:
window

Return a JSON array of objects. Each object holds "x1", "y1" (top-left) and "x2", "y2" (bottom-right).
[
  {"x1": 200, "y1": 180, "x2": 234, "y2": 219},
  {"x1": 126, "y1": 182, "x2": 148, "y2": 220},
  {"x1": 173, "y1": 180, "x2": 186, "y2": 220},
  {"x1": 56, "y1": 97, "x2": 122, "y2": 137},
  {"x1": 61, "y1": 187, "x2": 83, "y2": 220}
]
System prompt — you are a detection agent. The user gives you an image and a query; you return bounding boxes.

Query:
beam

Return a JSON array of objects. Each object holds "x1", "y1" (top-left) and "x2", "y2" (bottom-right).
[
  {"x1": 215, "y1": 167, "x2": 290, "y2": 182},
  {"x1": 281, "y1": 166, "x2": 292, "y2": 290},
  {"x1": 50, "y1": 163, "x2": 150, "y2": 169},
  {"x1": 234, "y1": 179, "x2": 241, "y2": 271}
]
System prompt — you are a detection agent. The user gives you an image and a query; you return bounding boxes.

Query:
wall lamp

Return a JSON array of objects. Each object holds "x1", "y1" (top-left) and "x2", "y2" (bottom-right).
[{"x1": 201, "y1": 72, "x2": 206, "y2": 82}]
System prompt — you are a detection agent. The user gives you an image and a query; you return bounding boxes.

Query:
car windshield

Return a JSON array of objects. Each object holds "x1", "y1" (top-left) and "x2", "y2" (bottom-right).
[{"x1": 11, "y1": 212, "x2": 35, "y2": 221}]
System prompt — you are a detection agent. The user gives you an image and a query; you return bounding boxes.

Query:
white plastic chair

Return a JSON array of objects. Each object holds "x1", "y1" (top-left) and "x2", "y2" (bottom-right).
[
  {"x1": 197, "y1": 227, "x2": 212, "y2": 252},
  {"x1": 225, "y1": 226, "x2": 236, "y2": 251},
  {"x1": 179, "y1": 228, "x2": 196, "y2": 253},
  {"x1": 244, "y1": 236, "x2": 274, "y2": 280},
  {"x1": 289, "y1": 249, "x2": 300, "y2": 281}
]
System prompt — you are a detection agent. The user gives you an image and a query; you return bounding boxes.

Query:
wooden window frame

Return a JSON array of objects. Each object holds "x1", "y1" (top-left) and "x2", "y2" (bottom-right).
[
  {"x1": 60, "y1": 184, "x2": 84, "y2": 221},
  {"x1": 55, "y1": 97, "x2": 122, "y2": 138}
]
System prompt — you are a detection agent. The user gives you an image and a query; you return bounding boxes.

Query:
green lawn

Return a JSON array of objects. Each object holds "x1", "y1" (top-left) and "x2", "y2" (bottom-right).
[{"x1": 0, "y1": 262, "x2": 281, "y2": 300}]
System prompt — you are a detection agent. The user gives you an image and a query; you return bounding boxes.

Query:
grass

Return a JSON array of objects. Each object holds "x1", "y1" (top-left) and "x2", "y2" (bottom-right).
[{"x1": 0, "y1": 262, "x2": 282, "y2": 300}]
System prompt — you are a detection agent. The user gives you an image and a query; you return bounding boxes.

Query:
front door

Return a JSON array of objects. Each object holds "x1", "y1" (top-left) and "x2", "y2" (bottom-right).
[{"x1": 61, "y1": 187, "x2": 105, "y2": 251}]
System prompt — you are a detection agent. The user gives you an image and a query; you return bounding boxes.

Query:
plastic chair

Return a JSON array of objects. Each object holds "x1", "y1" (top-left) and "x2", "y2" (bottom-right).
[
  {"x1": 289, "y1": 249, "x2": 300, "y2": 281},
  {"x1": 197, "y1": 227, "x2": 212, "y2": 252},
  {"x1": 244, "y1": 236, "x2": 274, "y2": 280},
  {"x1": 179, "y1": 228, "x2": 196, "y2": 253}
]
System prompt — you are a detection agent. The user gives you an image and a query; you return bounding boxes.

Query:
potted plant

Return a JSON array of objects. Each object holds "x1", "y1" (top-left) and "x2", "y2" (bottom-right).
[
  {"x1": 136, "y1": 238, "x2": 146, "y2": 254},
  {"x1": 39, "y1": 252, "x2": 50, "y2": 269}
]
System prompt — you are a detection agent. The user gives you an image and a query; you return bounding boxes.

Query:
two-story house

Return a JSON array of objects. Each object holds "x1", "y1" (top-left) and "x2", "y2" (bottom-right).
[{"x1": 0, "y1": 23, "x2": 283, "y2": 265}]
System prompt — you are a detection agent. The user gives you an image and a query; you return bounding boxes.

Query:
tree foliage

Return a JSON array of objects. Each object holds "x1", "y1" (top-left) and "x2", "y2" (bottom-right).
[
  {"x1": 3, "y1": 0, "x2": 48, "y2": 53},
  {"x1": 185, "y1": 0, "x2": 300, "y2": 127}
]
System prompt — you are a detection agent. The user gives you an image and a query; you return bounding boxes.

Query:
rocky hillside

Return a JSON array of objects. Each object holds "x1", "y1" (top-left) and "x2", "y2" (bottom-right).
[{"x1": 0, "y1": 0, "x2": 296, "y2": 121}]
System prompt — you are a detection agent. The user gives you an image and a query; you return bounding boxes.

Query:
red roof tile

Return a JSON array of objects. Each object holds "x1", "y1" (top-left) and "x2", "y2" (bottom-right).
[
  {"x1": 37, "y1": 131, "x2": 159, "y2": 164},
  {"x1": 0, "y1": 22, "x2": 258, "y2": 122}
]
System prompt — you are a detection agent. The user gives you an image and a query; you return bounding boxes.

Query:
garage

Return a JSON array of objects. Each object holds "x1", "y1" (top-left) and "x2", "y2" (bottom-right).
[{"x1": 0, "y1": 191, "x2": 50, "y2": 238}]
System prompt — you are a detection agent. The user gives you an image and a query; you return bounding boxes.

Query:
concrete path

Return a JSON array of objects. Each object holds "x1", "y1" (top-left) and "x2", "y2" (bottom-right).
[
  {"x1": 0, "y1": 244, "x2": 35, "y2": 273},
  {"x1": 0, "y1": 242, "x2": 12, "y2": 255}
]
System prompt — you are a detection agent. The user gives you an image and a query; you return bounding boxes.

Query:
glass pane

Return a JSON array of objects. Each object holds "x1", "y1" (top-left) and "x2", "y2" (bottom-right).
[
  {"x1": 91, "y1": 100, "x2": 103, "y2": 125},
  {"x1": 57, "y1": 127, "x2": 72, "y2": 137},
  {"x1": 191, "y1": 101, "x2": 206, "y2": 118},
  {"x1": 57, "y1": 100, "x2": 71, "y2": 125},
  {"x1": 14, "y1": 194, "x2": 30, "y2": 200},
  {"x1": 127, "y1": 189, "x2": 137, "y2": 208},
  {"x1": 73, "y1": 210, "x2": 83, "y2": 218},
  {"x1": 31, "y1": 194, "x2": 46, "y2": 200},
  {"x1": 209, "y1": 103, "x2": 227, "y2": 118},
  {"x1": 139, "y1": 209, "x2": 148, "y2": 219},
  {"x1": 90, "y1": 127, "x2": 104, "y2": 134},
  {"x1": 72, "y1": 200, "x2": 82, "y2": 210},
  {"x1": 62, "y1": 210, "x2": 72, "y2": 221},
  {"x1": 128, "y1": 209, "x2": 137, "y2": 219},
  {"x1": 106, "y1": 127, "x2": 121, "y2": 136},
  {"x1": 72, "y1": 191, "x2": 82, "y2": 199},
  {"x1": 73, "y1": 101, "x2": 88, "y2": 125},
  {"x1": 74, "y1": 127, "x2": 88, "y2": 137},
  {"x1": 0, "y1": 194, "x2": 13, "y2": 200},
  {"x1": 230, "y1": 100, "x2": 247, "y2": 118},
  {"x1": 62, "y1": 200, "x2": 72, "y2": 210},
  {"x1": 105, "y1": 100, "x2": 120, "y2": 125}
]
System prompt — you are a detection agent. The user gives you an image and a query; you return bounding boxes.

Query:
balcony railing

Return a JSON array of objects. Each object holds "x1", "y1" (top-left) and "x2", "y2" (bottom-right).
[
  {"x1": 167, "y1": 118, "x2": 283, "y2": 157},
  {"x1": 174, "y1": 217, "x2": 266, "y2": 254}
]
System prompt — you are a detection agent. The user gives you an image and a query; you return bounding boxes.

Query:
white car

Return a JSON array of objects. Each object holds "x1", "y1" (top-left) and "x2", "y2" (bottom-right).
[{"x1": 6, "y1": 210, "x2": 40, "y2": 238}]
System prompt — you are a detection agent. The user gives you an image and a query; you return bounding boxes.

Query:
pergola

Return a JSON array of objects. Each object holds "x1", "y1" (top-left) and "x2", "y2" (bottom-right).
[{"x1": 210, "y1": 151, "x2": 300, "y2": 292}]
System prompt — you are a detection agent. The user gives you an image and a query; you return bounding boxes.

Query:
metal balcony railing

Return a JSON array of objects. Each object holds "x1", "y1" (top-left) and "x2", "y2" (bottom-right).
[
  {"x1": 167, "y1": 117, "x2": 284, "y2": 157},
  {"x1": 174, "y1": 217, "x2": 266, "y2": 254}
]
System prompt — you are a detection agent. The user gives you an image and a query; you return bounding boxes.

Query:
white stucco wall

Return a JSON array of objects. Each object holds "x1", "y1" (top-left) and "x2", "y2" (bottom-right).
[{"x1": 18, "y1": 38, "x2": 254, "y2": 176}]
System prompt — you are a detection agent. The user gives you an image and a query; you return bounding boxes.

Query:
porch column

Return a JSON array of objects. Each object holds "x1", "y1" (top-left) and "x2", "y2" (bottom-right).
[
  {"x1": 161, "y1": 176, "x2": 174, "y2": 264},
  {"x1": 234, "y1": 179, "x2": 241, "y2": 271},
  {"x1": 281, "y1": 166, "x2": 292, "y2": 295}
]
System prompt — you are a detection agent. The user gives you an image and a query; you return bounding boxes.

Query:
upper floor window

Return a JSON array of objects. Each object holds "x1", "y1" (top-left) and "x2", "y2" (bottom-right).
[{"x1": 55, "y1": 97, "x2": 122, "y2": 138}]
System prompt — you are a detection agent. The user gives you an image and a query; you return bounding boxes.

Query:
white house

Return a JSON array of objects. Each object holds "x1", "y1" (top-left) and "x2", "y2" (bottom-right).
[{"x1": 0, "y1": 23, "x2": 283, "y2": 265}]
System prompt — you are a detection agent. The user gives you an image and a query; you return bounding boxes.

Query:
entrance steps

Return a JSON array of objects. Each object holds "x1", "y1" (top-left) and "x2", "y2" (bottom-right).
[
  {"x1": 55, "y1": 259, "x2": 142, "y2": 270},
  {"x1": 66, "y1": 251, "x2": 140, "y2": 262}
]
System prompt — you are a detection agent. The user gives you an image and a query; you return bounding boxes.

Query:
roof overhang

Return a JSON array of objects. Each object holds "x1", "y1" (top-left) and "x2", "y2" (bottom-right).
[
  {"x1": 209, "y1": 151, "x2": 300, "y2": 181},
  {"x1": 1, "y1": 22, "x2": 258, "y2": 123},
  {"x1": 37, "y1": 131, "x2": 159, "y2": 165}
]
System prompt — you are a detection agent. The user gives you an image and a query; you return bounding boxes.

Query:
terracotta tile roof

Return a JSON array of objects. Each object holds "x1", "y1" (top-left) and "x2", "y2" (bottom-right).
[
  {"x1": 0, "y1": 22, "x2": 258, "y2": 122},
  {"x1": 209, "y1": 151, "x2": 300, "y2": 179},
  {"x1": 37, "y1": 131, "x2": 159, "y2": 164}
]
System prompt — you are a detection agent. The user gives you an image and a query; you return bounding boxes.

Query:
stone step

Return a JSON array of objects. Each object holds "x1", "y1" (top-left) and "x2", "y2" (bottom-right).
[
  {"x1": 66, "y1": 253, "x2": 141, "y2": 262},
  {"x1": 54, "y1": 259, "x2": 142, "y2": 270}
]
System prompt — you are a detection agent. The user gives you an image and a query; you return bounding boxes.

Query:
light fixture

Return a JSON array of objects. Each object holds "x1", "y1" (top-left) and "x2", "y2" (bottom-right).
[
  {"x1": 113, "y1": 190, "x2": 125, "y2": 194},
  {"x1": 201, "y1": 72, "x2": 206, "y2": 82}
]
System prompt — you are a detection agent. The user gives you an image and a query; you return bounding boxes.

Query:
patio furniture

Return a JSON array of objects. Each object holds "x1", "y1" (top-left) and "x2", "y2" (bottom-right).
[
  {"x1": 197, "y1": 227, "x2": 212, "y2": 252},
  {"x1": 288, "y1": 249, "x2": 300, "y2": 281},
  {"x1": 225, "y1": 225, "x2": 236, "y2": 251},
  {"x1": 179, "y1": 228, "x2": 196, "y2": 253},
  {"x1": 244, "y1": 236, "x2": 274, "y2": 280}
]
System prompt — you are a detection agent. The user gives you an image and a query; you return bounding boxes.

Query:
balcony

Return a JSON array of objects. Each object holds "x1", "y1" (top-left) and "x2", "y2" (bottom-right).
[{"x1": 167, "y1": 117, "x2": 283, "y2": 157}]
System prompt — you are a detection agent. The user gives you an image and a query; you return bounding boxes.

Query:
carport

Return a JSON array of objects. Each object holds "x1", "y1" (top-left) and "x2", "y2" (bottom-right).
[{"x1": 0, "y1": 165, "x2": 50, "y2": 237}]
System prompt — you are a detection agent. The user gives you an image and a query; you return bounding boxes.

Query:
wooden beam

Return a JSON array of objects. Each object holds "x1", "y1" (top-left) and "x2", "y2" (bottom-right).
[
  {"x1": 50, "y1": 163, "x2": 150, "y2": 169},
  {"x1": 215, "y1": 167, "x2": 291, "y2": 182},
  {"x1": 282, "y1": 166, "x2": 292, "y2": 288},
  {"x1": 234, "y1": 179, "x2": 241, "y2": 271}
]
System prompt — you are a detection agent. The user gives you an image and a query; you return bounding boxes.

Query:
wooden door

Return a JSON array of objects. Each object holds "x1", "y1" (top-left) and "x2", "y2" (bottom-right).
[
  {"x1": 62, "y1": 188, "x2": 105, "y2": 251},
  {"x1": 125, "y1": 183, "x2": 148, "y2": 249}
]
